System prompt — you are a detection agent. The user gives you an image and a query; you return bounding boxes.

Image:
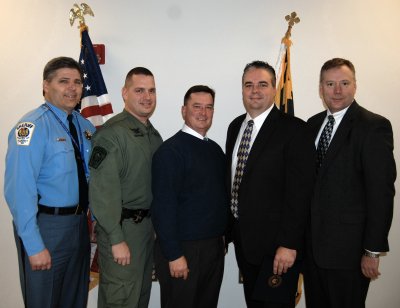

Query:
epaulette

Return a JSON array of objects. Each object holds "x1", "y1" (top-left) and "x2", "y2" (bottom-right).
[{"x1": 18, "y1": 105, "x2": 49, "y2": 123}]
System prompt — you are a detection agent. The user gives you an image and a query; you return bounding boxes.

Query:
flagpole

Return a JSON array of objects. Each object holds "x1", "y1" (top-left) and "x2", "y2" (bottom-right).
[
  {"x1": 274, "y1": 12, "x2": 300, "y2": 116},
  {"x1": 275, "y1": 12, "x2": 299, "y2": 86},
  {"x1": 69, "y1": 3, "x2": 114, "y2": 294},
  {"x1": 275, "y1": 13, "x2": 303, "y2": 305},
  {"x1": 70, "y1": 3, "x2": 114, "y2": 127}
]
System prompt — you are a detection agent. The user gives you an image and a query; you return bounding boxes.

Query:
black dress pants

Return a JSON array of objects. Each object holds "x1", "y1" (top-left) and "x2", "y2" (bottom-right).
[
  {"x1": 155, "y1": 236, "x2": 224, "y2": 308},
  {"x1": 303, "y1": 249, "x2": 370, "y2": 308},
  {"x1": 233, "y1": 221, "x2": 295, "y2": 308}
]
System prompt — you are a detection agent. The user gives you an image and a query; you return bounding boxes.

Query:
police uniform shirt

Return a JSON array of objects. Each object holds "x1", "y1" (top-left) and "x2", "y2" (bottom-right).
[
  {"x1": 89, "y1": 109, "x2": 163, "y2": 245},
  {"x1": 4, "y1": 102, "x2": 95, "y2": 256}
]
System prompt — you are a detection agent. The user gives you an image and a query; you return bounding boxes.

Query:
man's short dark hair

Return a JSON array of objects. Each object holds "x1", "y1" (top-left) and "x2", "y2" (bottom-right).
[
  {"x1": 183, "y1": 85, "x2": 215, "y2": 106},
  {"x1": 42, "y1": 57, "x2": 82, "y2": 96},
  {"x1": 320, "y1": 58, "x2": 356, "y2": 83},
  {"x1": 242, "y1": 60, "x2": 276, "y2": 87},
  {"x1": 124, "y1": 67, "x2": 154, "y2": 87},
  {"x1": 43, "y1": 57, "x2": 82, "y2": 81}
]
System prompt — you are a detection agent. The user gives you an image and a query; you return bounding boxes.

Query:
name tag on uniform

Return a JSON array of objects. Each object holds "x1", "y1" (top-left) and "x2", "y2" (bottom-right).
[{"x1": 56, "y1": 138, "x2": 66, "y2": 142}]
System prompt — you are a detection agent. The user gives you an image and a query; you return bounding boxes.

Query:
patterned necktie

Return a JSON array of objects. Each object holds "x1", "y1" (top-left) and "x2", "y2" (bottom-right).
[
  {"x1": 67, "y1": 115, "x2": 88, "y2": 211},
  {"x1": 231, "y1": 120, "x2": 254, "y2": 219},
  {"x1": 316, "y1": 115, "x2": 335, "y2": 170}
]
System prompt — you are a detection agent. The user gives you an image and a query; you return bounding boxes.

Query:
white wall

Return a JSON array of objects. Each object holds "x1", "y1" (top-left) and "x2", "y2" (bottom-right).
[{"x1": 1, "y1": 0, "x2": 399, "y2": 307}]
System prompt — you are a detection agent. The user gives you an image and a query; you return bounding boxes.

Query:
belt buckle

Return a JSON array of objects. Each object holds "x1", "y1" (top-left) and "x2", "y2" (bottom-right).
[{"x1": 132, "y1": 212, "x2": 142, "y2": 223}]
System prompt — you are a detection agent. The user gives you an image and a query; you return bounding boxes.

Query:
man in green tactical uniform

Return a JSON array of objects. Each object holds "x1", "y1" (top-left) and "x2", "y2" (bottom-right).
[{"x1": 89, "y1": 67, "x2": 162, "y2": 308}]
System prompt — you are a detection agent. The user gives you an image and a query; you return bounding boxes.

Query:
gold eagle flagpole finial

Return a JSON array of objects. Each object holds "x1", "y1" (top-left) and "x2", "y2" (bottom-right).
[
  {"x1": 282, "y1": 12, "x2": 300, "y2": 47},
  {"x1": 69, "y1": 3, "x2": 94, "y2": 32}
]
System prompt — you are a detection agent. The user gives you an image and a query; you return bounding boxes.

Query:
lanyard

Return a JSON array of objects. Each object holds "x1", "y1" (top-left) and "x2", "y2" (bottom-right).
[{"x1": 43, "y1": 103, "x2": 89, "y2": 176}]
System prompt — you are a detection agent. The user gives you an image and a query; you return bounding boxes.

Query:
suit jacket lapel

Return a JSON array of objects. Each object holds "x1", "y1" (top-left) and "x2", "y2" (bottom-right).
[
  {"x1": 226, "y1": 114, "x2": 245, "y2": 160},
  {"x1": 309, "y1": 112, "x2": 327, "y2": 141},
  {"x1": 226, "y1": 114, "x2": 245, "y2": 183},
  {"x1": 318, "y1": 101, "x2": 359, "y2": 175},
  {"x1": 244, "y1": 106, "x2": 280, "y2": 174}
]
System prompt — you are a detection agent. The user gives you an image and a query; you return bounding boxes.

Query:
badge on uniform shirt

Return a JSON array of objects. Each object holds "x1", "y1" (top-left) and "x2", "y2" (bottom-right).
[
  {"x1": 15, "y1": 122, "x2": 35, "y2": 146},
  {"x1": 84, "y1": 130, "x2": 93, "y2": 140},
  {"x1": 131, "y1": 128, "x2": 144, "y2": 137}
]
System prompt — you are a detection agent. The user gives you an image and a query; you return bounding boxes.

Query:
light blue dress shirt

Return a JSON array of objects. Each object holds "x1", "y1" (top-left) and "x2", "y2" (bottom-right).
[{"x1": 4, "y1": 102, "x2": 95, "y2": 256}]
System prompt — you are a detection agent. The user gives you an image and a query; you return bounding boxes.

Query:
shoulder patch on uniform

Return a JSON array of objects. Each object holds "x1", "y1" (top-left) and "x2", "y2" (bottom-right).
[
  {"x1": 89, "y1": 146, "x2": 108, "y2": 169},
  {"x1": 15, "y1": 122, "x2": 35, "y2": 146}
]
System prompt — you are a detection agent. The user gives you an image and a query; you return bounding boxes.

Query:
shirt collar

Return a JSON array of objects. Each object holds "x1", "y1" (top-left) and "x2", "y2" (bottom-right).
[
  {"x1": 181, "y1": 124, "x2": 207, "y2": 140},
  {"x1": 123, "y1": 109, "x2": 152, "y2": 130},
  {"x1": 245, "y1": 103, "x2": 274, "y2": 130},
  {"x1": 45, "y1": 101, "x2": 71, "y2": 121},
  {"x1": 327, "y1": 104, "x2": 350, "y2": 121}
]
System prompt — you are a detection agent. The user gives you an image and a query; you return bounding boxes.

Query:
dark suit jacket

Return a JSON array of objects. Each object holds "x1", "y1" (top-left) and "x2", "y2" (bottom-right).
[
  {"x1": 307, "y1": 101, "x2": 396, "y2": 270},
  {"x1": 226, "y1": 105, "x2": 315, "y2": 265}
]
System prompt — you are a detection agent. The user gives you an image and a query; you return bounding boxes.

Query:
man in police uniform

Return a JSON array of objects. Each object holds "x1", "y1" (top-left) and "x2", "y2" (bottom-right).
[
  {"x1": 89, "y1": 67, "x2": 162, "y2": 308},
  {"x1": 4, "y1": 57, "x2": 95, "y2": 307}
]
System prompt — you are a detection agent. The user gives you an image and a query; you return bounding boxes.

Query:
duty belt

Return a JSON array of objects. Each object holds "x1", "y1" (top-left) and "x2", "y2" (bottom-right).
[
  {"x1": 38, "y1": 204, "x2": 85, "y2": 215},
  {"x1": 120, "y1": 208, "x2": 150, "y2": 224}
]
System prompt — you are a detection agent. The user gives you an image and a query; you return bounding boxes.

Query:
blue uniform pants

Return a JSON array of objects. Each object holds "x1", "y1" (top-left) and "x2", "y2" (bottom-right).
[{"x1": 15, "y1": 213, "x2": 90, "y2": 308}]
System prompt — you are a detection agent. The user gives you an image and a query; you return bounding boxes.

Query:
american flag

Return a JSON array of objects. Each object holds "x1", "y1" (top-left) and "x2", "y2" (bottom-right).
[
  {"x1": 79, "y1": 29, "x2": 113, "y2": 127},
  {"x1": 78, "y1": 28, "x2": 112, "y2": 290}
]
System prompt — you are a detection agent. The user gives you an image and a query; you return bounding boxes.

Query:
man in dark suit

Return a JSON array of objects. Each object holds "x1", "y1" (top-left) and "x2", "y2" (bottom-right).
[
  {"x1": 226, "y1": 60, "x2": 314, "y2": 308},
  {"x1": 303, "y1": 58, "x2": 396, "y2": 308}
]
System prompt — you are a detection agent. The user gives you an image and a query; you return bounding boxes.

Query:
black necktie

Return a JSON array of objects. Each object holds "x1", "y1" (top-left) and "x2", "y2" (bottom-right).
[
  {"x1": 231, "y1": 120, "x2": 254, "y2": 219},
  {"x1": 67, "y1": 114, "x2": 88, "y2": 212},
  {"x1": 316, "y1": 115, "x2": 335, "y2": 170}
]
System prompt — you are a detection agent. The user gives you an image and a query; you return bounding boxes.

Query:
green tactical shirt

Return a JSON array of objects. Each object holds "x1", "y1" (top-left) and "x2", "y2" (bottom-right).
[{"x1": 89, "y1": 109, "x2": 163, "y2": 245}]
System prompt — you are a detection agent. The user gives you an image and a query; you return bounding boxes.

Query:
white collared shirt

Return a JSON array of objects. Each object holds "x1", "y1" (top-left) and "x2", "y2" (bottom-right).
[
  {"x1": 181, "y1": 124, "x2": 208, "y2": 140},
  {"x1": 314, "y1": 105, "x2": 350, "y2": 148},
  {"x1": 231, "y1": 104, "x2": 274, "y2": 185}
]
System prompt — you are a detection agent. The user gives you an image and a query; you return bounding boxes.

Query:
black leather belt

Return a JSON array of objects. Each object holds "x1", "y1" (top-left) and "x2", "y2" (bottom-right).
[
  {"x1": 38, "y1": 204, "x2": 85, "y2": 215},
  {"x1": 120, "y1": 208, "x2": 150, "y2": 224}
]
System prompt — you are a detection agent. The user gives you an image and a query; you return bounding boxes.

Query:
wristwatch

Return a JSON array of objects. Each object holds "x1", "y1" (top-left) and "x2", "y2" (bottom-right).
[{"x1": 364, "y1": 250, "x2": 380, "y2": 258}]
